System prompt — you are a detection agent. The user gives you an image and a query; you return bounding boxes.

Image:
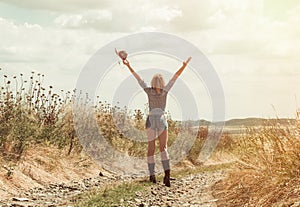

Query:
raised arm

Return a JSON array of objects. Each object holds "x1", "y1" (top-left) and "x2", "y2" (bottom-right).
[
  {"x1": 164, "y1": 56, "x2": 192, "y2": 92},
  {"x1": 171, "y1": 56, "x2": 192, "y2": 81},
  {"x1": 122, "y1": 59, "x2": 142, "y2": 81}
]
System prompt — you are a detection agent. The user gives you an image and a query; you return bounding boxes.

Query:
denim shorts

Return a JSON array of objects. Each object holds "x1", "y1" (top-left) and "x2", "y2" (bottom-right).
[{"x1": 145, "y1": 114, "x2": 168, "y2": 131}]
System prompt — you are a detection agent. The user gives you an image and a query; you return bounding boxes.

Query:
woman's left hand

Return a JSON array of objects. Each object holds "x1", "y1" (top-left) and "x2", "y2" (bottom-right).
[{"x1": 123, "y1": 59, "x2": 130, "y2": 67}]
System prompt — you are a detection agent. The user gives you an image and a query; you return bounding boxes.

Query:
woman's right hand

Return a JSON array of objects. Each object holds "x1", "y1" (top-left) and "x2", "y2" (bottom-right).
[{"x1": 183, "y1": 56, "x2": 192, "y2": 66}]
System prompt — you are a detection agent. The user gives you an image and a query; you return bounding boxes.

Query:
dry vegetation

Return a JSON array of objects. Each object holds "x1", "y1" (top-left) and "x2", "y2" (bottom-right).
[
  {"x1": 0, "y1": 69, "x2": 82, "y2": 161},
  {"x1": 213, "y1": 117, "x2": 300, "y2": 206},
  {"x1": 0, "y1": 69, "x2": 227, "y2": 165},
  {"x1": 3, "y1": 68, "x2": 299, "y2": 206}
]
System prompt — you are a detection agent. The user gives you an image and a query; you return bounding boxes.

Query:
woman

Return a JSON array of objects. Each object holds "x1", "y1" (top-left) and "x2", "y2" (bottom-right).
[{"x1": 123, "y1": 56, "x2": 192, "y2": 187}]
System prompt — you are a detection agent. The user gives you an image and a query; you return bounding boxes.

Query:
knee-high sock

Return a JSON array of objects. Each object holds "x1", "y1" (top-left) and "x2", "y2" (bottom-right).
[
  {"x1": 148, "y1": 163, "x2": 155, "y2": 176},
  {"x1": 162, "y1": 159, "x2": 170, "y2": 171},
  {"x1": 160, "y1": 149, "x2": 169, "y2": 161}
]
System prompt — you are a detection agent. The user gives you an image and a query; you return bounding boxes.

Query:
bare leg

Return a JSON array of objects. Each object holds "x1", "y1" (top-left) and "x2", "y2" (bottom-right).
[
  {"x1": 146, "y1": 128, "x2": 156, "y2": 183},
  {"x1": 158, "y1": 130, "x2": 169, "y2": 161},
  {"x1": 158, "y1": 129, "x2": 171, "y2": 187},
  {"x1": 147, "y1": 128, "x2": 156, "y2": 163}
]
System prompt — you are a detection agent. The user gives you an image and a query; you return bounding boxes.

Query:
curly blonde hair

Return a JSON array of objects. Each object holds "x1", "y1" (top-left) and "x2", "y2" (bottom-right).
[{"x1": 151, "y1": 74, "x2": 165, "y2": 90}]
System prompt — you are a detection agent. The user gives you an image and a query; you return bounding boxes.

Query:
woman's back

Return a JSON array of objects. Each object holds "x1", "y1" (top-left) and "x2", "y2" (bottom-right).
[{"x1": 138, "y1": 79, "x2": 175, "y2": 112}]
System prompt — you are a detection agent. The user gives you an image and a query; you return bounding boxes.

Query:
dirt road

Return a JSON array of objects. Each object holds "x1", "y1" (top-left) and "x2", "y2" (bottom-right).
[{"x1": 0, "y1": 168, "x2": 224, "y2": 207}]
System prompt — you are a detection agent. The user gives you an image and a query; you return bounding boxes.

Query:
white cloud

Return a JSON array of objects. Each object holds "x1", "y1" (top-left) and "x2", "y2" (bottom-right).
[
  {"x1": 146, "y1": 6, "x2": 182, "y2": 22},
  {"x1": 52, "y1": 4, "x2": 183, "y2": 32},
  {"x1": 54, "y1": 10, "x2": 112, "y2": 28},
  {"x1": 0, "y1": 18, "x2": 44, "y2": 62},
  {"x1": 1, "y1": 0, "x2": 111, "y2": 12},
  {"x1": 0, "y1": 17, "x2": 118, "y2": 90},
  {"x1": 1, "y1": 0, "x2": 300, "y2": 118},
  {"x1": 180, "y1": 1, "x2": 300, "y2": 61}
]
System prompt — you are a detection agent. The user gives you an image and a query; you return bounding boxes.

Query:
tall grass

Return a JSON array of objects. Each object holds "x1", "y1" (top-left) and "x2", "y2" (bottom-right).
[
  {"x1": 1, "y1": 69, "x2": 218, "y2": 163},
  {"x1": 0, "y1": 69, "x2": 79, "y2": 160},
  {"x1": 0, "y1": 70, "x2": 231, "y2": 168},
  {"x1": 92, "y1": 100, "x2": 184, "y2": 158},
  {"x1": 213, "y1": 117, "x2": 300, "y2": 206}
]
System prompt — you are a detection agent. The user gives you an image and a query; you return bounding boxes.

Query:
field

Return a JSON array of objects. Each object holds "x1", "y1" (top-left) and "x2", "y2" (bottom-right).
[
  {"x1": 1, "y1": 70, "x2": 300, "y2": 206},
  {"x1": 213, "y1": 118, "x2": 300, "y2": 206}
]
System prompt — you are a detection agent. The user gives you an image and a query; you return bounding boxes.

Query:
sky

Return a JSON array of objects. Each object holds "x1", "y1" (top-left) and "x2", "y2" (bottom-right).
[{"x1": 0, "y1": 0, "x2": 300, "y2": 121}]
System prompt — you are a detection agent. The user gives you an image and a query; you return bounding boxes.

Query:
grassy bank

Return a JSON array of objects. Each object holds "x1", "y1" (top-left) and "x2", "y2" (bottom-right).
[{"x1": 213, "y1": 118, "x2": 300, "y2": 206}]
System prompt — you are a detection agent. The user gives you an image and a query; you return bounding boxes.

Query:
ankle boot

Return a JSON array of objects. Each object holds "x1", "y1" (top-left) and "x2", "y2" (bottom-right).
[
  {"x1": 149, "y1": 175, "x2": 157, "y2": 183},
  {"x1": 162, "y1": 160, "x2": 171, "y2": 187},
  {"x1": 163, "y1": 169, "x2": 171, "y2": 187},
  {"x1": 148, "y1": 163, "x2": 156, "y2": 183}
]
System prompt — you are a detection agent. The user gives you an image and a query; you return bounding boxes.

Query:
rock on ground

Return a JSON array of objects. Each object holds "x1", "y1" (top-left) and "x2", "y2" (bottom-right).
[
  {"x1": 125, "y1": 170, "x2": 224, "y2": 207},
  {"x1": 0, "y1": 170, "x2": 224, "y2": 207}
]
